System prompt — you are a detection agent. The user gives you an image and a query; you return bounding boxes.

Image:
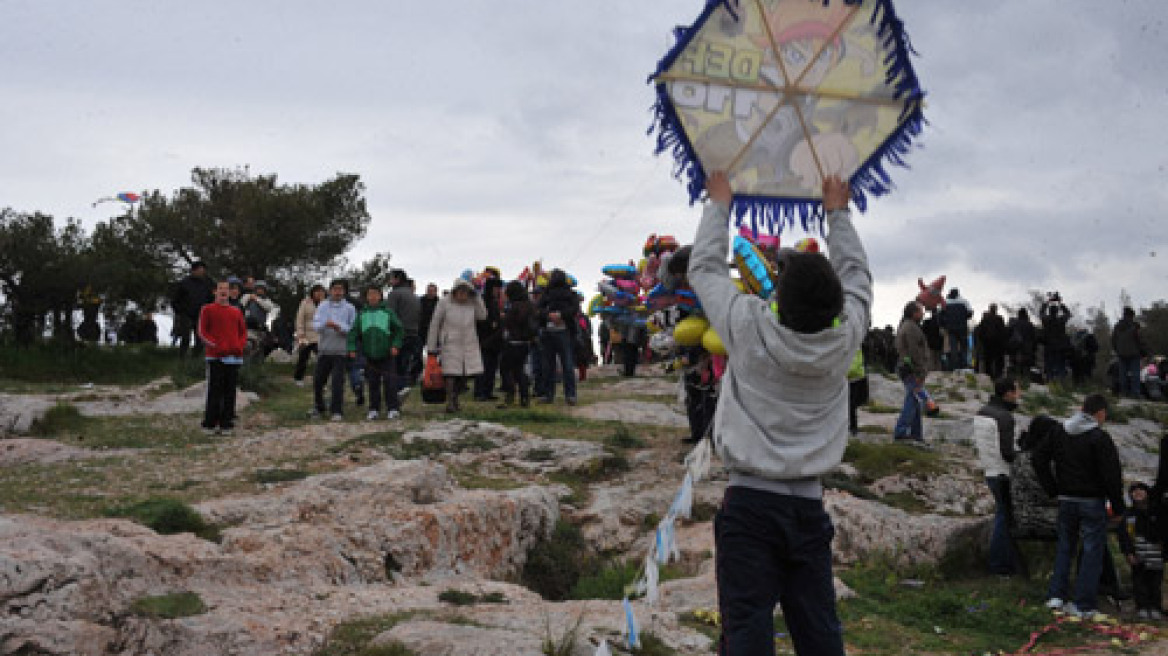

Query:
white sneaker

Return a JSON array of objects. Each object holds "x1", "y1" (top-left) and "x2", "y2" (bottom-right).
[
  {"x1": 330, "y1": 414, "x2": 344, "y2": 422},
  {"x1": 1061, "y1": 602, "x2": 1082, "y2": 618},
  {"x1": 366, "y1": 410, "x2": 379, "y2": 421},
  {"x1": 386, "y1": 410, "x2": 401, "y2": 420},
  {"x1": 294, "y1": 380, "x2": 305, "y2": 387},
  {"x1": 398, "y1": 386, "x2": 412, "y2": 403},
  {"x1": 1046, "y1": 598, "x2": 1065, "y2": 610},
  {"x1": 1150, "y1": 610, "x2": 1163, "y2": 621},
  {"x1": 1138, "y1": 609, "x2": 1151, "y2": 620}
]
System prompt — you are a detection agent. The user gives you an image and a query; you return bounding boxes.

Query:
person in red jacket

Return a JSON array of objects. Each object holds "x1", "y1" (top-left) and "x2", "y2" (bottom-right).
[{"x1": 198, "y1": 280, "x2": 247, "y2": 434}]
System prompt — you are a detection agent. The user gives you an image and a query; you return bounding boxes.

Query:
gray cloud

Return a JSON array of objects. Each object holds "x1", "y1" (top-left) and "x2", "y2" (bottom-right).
[{"x1": 1, "y1": 0, "x2": 1165, "y2": 327}]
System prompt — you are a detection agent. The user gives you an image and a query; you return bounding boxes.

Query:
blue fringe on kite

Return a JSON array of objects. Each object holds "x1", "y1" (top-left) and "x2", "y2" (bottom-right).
[{"x1": 647, "y1": 0, "x2": 925, "y2": 234}]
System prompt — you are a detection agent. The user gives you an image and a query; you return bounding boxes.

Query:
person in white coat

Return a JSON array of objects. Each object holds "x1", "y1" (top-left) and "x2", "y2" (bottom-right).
[{"x1": 426, "y1": 278, "x2": 487, "y2": 412}]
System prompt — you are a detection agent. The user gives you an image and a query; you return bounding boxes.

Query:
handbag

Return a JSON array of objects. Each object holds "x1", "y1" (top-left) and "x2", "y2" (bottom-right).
[{"x1": 421, "y1": 353, "x2": 446, "y2": 404}]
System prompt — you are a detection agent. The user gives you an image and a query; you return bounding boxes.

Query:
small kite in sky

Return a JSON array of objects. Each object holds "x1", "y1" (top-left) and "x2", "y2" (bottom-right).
[{"x1": 92, "y1": 192, "x2": 141, "y2": 207}]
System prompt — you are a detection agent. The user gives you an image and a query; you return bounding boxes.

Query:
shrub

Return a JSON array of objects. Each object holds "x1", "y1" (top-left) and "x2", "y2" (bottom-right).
[
  {"x1": 105, "y1": 497, "x2": 219, "y2": 541},
  {"x1": 29, "y1": 402, "x2": 85, "y2": 436},
  {"x1": 129, "y1": 591, "x2": 207, "y2": 619},
  {"x1": 522, "y1": 521, "x2": 591, "y2": 601},
  {"x1": 253, "y1": 468, "x2": 310, "y2": 484},
  {"x1": 604, "y1": 423, "x2": 646, "y2": 449}
]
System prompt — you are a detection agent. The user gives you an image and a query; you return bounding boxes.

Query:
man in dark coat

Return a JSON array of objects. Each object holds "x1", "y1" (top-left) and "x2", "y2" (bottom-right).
[
  {"x1": 170, "y1": 260, "x2": 215, "y2": 358},
  {"x1": 975, "y1": 304, "x2": 1009, "y2": 380},
  {"x1": 1112, "y1": 307, "x2": 1146, "y2": 398}
]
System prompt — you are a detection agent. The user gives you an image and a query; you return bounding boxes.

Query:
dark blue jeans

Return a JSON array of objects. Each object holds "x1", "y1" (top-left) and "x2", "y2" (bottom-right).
[
  {"x1": 365, "y1": 356, "x2": 399, "y2": 413},
  {"x1": 1119, "y1": 356, "x2": 1142, "y2": 398},
  {"x1": 894, "y1": 376, "x2": 924, "y2": 440},
  {"x1": 314, "y1": 354, "x2": 347, "y2": 415},
  {"x1": 1048, "y1": 498, "x2": 1108, "y2": 611},
  {"x1": 540, "y1": 330, "x2": 576, "y2": 402},
  {"x1": 715, "y1": 486, "x2": 844, "y2": 656},
  {"x1": 986, "y1": 475, "x2": 1020, "y2": 575}
]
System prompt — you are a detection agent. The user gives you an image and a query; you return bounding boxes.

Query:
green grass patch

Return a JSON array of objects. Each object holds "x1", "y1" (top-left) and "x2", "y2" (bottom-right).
[
  {"x1": 569, "y1": 559, "x2": 688, "y2": 601},
  {"x1": 822, "y1": 472, "x2": 879, "y2": 501},
  {"x1": 634, "y1": 633, "x2": 677, "y2": 655},
  {"x1": 864, "y1": 401, "x2": 901, "y2": 414},
  {"x1": 857, "y1": 424, "x2": 890, "y2": 435},
  {"x1": 129, "y1": 591, "x2": 207, "y2": 619},
  {"x1": 314, "y1": 612, "x2": 418, "y2": 656},
  {"x1": 253, "y1": 468, "x2": 310, "y2": 484},
  {"x1": 836, "y1": 558, "x2": 1096, "y2": 654},
  {"x1": 28, "y1": 402, "x2": 85, "y2": 436},
  {"x1": 842, "y1": 441, "x2": 943, "y2": 483},
  {"x1": 0, "y1": 344, "x2": 178, "y2": 386},
  {"x1": 451, "y1": 468, "x2": 526, "y2": 491},
  {"x1": 603, "y1": 423, "x2": 646, "y2": 450},
  {"x1": 104, "y1": 497, "x2": 220, "y2": 541},
  {"x1": 523, "y1": 447, "x2": 557, "y2": 462}
]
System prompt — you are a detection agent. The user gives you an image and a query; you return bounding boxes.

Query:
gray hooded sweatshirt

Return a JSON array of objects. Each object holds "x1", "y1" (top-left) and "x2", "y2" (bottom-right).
[{"x1": 688, "y1": 202, "x2": 872, "y2": 498}]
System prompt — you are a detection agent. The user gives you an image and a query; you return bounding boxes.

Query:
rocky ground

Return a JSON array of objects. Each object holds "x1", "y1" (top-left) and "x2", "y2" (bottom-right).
[{"x1": 1, "y1": 364, "x2": 1166, "y2": 655}]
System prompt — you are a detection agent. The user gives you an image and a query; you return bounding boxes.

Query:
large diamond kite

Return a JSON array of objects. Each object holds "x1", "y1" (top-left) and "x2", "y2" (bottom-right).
[{"x1": 650, "y1": 0, "x2": 926, "y2": 232}]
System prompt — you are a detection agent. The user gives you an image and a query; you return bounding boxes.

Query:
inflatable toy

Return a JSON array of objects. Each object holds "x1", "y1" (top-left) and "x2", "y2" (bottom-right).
[
  {"x1": 702, "y1": 328, "x2": 727, "y2": 356},
  {"x1": 674, "y1": 316, "x2": 709, "y2": 346},
  {"x1": 602, "y1": 264, "x2": 638, "y2": 280},
  {"x1": 733, "y1": 236, "x2": 777, "y2": 300},
  {"x1": 916, "y1": 275, "x2": 947, "y2": 311}
]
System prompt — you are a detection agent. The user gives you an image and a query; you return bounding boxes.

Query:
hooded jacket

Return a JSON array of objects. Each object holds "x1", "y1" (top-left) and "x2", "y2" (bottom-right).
[
  {"x1": 687, "y1": 201, "x2": 872, "y2": 494},
  {"x1": 974, "y1": 396, "x2": 1017, "y2": 478},
  {"x1": 347, "y1": 301, "x2": 404, "y2": 360},
  {"x1": 426, "y1": 280, "x2": 487, "y2": 376},
  {"x1": 312, "y1": 297, "x2": 356, "y2": 356},
  {"x1": 1034, "y1": 411, "x2": 1126, "y2": 513}
]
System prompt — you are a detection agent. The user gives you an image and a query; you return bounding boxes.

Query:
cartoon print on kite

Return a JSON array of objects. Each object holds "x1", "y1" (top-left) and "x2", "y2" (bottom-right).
[{"x1": 649, "y1": 0, "x2": 926, "y2": 233}]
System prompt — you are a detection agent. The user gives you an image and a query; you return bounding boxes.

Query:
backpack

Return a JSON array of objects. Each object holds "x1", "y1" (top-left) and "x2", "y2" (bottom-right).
[{"x1": 244, "y1": 299, "x2": 269, "y2": 330}]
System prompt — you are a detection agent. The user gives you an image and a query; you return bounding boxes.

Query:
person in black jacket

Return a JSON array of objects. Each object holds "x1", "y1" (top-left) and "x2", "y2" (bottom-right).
[
  {"x1": 975, "y1": 304, "x2": 1009, "y2": 380},
  {"x1": 498, "y1": 281, "x2": 537, "y2": 408},
  {"x1": 1041, "y1": 293, "x2": 1072, "y2": 384},
  {"x1": 170, "y1": 260, "x2": 215, "y2": 358},
  {"x1": 537, "y1": 269, "x2": 579, "y2": 405},
  {"x1": 474, "y1": 273, "x2": 504, "y2": 402},
  {"x1": 1034, "y1": 393, "x2": 1126, "y2": 618}
]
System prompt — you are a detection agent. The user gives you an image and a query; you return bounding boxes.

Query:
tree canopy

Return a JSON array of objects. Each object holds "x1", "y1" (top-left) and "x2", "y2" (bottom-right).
[{"x1": 129, "y1": 167, "x2": 371, "y2": 283}]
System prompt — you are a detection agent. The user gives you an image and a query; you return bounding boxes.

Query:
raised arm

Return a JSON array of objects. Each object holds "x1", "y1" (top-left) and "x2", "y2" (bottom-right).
[{"x1": 822, "y1": 176, "x2": 873, "y2": 355}]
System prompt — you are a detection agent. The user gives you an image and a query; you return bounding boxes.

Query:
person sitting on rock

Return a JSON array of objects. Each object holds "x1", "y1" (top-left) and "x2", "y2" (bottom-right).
[{"x1": 688, "y1": 172, "x2": 871, "y2": 656}]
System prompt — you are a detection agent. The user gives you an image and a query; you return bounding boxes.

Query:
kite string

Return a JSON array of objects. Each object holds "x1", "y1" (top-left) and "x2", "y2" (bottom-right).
[{"x1": 563, "y1": 157, "x2": 662, "y2": 269}]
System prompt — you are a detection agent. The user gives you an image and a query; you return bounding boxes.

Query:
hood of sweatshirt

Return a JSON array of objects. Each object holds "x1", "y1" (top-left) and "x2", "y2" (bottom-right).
[{"x1": 1064, "y1": 411, "x2": 1099, "y2": 436}]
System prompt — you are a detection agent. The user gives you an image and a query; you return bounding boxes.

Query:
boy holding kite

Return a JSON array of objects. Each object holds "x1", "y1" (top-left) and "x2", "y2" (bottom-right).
[{"x1": 688, "y1": 172, "x2": 870, "y2": 655}]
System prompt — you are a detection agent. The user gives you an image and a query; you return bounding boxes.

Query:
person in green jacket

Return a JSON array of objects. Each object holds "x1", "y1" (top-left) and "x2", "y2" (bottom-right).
[{"x1": 348, "y1": 286, "x2": 405, "y2": 420}]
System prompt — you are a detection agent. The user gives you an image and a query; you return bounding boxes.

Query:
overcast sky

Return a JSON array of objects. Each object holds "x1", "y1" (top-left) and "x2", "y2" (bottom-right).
[{"x1": 1, "y1": 0, "x2": 1165, "y2": 327}]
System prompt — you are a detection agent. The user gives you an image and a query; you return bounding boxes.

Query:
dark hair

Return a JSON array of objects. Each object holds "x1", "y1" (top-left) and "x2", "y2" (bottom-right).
[
  {"x1": 775, "y1": 252, "x2": 843, "y2": 334},
  {"x1": 1082, "y1": 393, "x2": 1109, "y2": 416},
  {"x1": 191, "y1": 260, "x2": 207, "y2": 271},
  {"x1": 993, "y1": 376, "x2": 1017, "y2": 399},
  {"x1": 364, "y1": 285, "x2": 383, "y2": 297},
  {"x1": 504, "y1": 280, "x2": 528, "y2": 302},
  {"x1": 389, "y1": 269, "x2": 406, "y2": 281},
  {"x1": 309, "y1": 283, "x2": 325, "y2": 295},
  {"x1": 328, "y1": 279, "x2": 346, "y2": 290},
  {"x1": 902, "y1": 301, "x2": 921, "y2": 320},
  {"x1": 667, "y1": 246, "x2": 692, "y2": 276},
  {"x1": 1017, "y1": 308, "x2": 1029, "y2": 320},
  {"x1": 948, "y1": 288, "x2": 959, "y2": 299},
  {"x1": 547, "y1": 269, "x2": 568, "y2": 289},
  {"x1": 1123, "y1": 306, "x2": 1136, "y2": 319}
]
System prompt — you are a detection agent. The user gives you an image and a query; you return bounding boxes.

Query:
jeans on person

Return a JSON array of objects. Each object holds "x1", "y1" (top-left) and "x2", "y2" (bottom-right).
[
  {"x1": 499, "y1": 342, "x2": 531, "y2": 403},
  {"x1": 314, "y1": 354, "x2": 347, "y2": 415},
  {"x1": 1048, "y1": 498, "x2": 1108, "y2": 611},
  {"x1": 474, "y1": 347, "x2": 501, "y2": 399},
  {"x1": 293, "y1": 343, "x2": 318, "y2": 381},
  {"x1": 715, "y1": 486, "x2": 845, "y2": 656},
  {"x1": 986, "y1": 475, "x2": 1020, "y2": 575},
  {"x1": 530, "y1": 340, "x2": 546, "y2": 398},
  {"x1": 396, "y1": 334, "x2": 420, "y2": 386},
  {"x1": 1045, "y1": 348, "x2": 1068, "y2": 383},
  {"x1": 946, "y1": 331, "x2": 969, "y2": 370},
  {"x1": 540, "y1": 330, "x2": 576, "y2": 402},
  {"x1": 347, "y1": 353, "x2": 365, "y2": 398},
  {"x1": 894, "y1": 376, "x2": 924, "y2": 440},
  {"x1": 1133, "y1": 564, "x2": 1164, "y2": 611},
  {"x1": 365, "y1": 356, "x2": 399, "y2": 413},
  {"x1": 176, "y1": 314, "x2": 202, "y2": 359},
  {"x1": 203, "y1": 359, "x2": 240, "y2": 429},
  {"x1": 1119, "y1": 356, "x2": 1142, "y2": 398}
]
